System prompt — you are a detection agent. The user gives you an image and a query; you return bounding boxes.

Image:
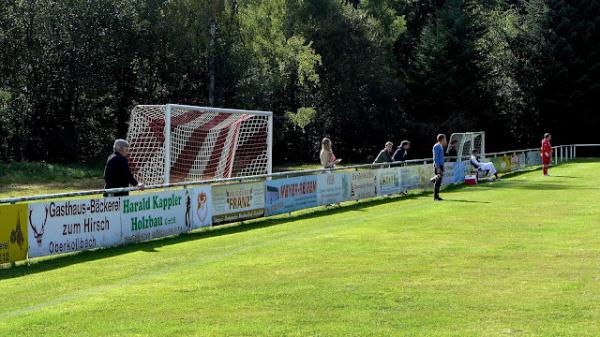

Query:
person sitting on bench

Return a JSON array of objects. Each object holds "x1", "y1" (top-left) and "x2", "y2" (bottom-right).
[{"x1": 470, "y1": 149, "x2": 499, "y2": 181}]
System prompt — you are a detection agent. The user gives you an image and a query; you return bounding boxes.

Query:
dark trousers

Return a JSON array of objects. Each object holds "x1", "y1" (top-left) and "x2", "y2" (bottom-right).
[{"x1": 434, "y1": 165, "x2": 444, "y2": 197}]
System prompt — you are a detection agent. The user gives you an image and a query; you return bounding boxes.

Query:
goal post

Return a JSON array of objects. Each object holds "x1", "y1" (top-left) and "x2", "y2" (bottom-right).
[
  {"x1": 126, "y1": 104, "x2": 273, "y2": 185},
  {"x1": 447, "y1": 131, "x2": 486, "y2": 160}
]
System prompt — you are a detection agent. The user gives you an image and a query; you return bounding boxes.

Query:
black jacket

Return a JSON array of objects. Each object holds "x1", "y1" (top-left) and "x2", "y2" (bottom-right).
[
  {"x1": 392, "y1": 148, "x2": 408, "y2": 162},
  {"x1": 104, "y1": 152, "x2": 138, "y2": 190}
]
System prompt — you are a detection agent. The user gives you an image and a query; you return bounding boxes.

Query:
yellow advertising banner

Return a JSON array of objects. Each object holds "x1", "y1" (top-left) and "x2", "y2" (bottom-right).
[{"x1": 0, "y1": 204, "x2": 28, "y2": 264}]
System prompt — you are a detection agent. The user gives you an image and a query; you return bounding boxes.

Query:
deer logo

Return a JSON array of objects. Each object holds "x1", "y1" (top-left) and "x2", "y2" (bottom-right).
[
  {"x1": 29, "y1": 205, "x2": 48, "y2": 247},
  {"x1": 10, "y1": 210, "x2": 25, "y2": 249}
]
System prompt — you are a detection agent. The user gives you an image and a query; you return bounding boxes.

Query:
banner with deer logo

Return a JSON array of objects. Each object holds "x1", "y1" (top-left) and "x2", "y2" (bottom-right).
[
  {"x1": 0, "y1": 204, "x2": 28, "y2": 264},
  {"x1": 27, "y1": 198, "x2": 122, "y2": 258}
]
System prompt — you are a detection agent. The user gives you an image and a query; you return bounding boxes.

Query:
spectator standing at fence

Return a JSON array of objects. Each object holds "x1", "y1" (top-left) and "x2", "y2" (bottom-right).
[
  {"x1": 431, "y1": 134, "x2": 447, "y2": 201},
  {"x1": 447, "y1": 139, "x2": 459, "y2": 158},
  {"x1": 393, "y1": 140, "x2": 411, "y2": 162},
  {"x1": 373, "y1": 141, "x2": 394, "y2": 164},
  {"x1": 104, "y1": 139, "x2": 143, "y2": 197},
  {"x1": 541, "y1": 133, "x2": 552, "y2": 176},
  {"x1": 320, "y1": 137, "x2": 341, "y2": 169}
]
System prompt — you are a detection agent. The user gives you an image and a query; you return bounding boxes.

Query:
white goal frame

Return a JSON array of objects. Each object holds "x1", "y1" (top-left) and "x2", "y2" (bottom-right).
[
  {"x1": 129, "y1": 104, "x2": 273, "y2": 184},
  {"x1": 447, "y1": 131, "x2": 486, "y2": 160}
]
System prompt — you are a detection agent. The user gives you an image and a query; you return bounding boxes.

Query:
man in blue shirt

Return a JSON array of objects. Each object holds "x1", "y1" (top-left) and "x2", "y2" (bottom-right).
[{"x1": 431, "y1": 134, "x2": 447, "y2": 201}]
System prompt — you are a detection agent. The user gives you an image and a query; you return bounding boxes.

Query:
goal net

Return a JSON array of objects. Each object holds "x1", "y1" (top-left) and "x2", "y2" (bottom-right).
[
  {"x1": 447, "y1": 131, "x2": 485, "y2": 161},
  {"x1": 126, "y1": 104, "x2": 273, "y2": 184}
]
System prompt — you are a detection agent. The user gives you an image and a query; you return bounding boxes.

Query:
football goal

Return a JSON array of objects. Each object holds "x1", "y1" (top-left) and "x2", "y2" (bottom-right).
[
  {"x1": 126, "y1": 104, "x2": 273, "y2": 184},
  {"x1": 447, "y1": 131, "x2": 486, "y2": 160}
]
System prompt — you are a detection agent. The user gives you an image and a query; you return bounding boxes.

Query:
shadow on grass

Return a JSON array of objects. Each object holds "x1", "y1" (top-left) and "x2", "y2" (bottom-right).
[
  {"x1": 442, "y1": 199, "x2": 491, "y2": 204},
  {"x1": 499, "y1": 179, "x2": 597, "y2": 190}
]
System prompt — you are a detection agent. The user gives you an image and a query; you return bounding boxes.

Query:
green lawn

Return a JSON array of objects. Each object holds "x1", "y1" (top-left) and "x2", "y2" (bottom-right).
[
  {"x1": 1, "y1": 161, "x2": 599, "y2": 336},
  {"x1": 0, "y1": 162, "x2": 104, "y2": 199}
]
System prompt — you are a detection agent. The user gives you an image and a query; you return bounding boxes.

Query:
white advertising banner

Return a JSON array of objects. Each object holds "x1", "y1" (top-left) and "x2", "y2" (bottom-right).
[
  {"x1": 121, "y1": 190, "x2": 188, "y2": 243},
  {"x1": 349, "y1": 170, "x2": 377, "y2": 200},
  {"x1": 317, "y1": 173, "x2": 351, "y2": 205},
  {"x1": 376, "y1": 168, "x2": 403, "y2": 196},
  {"x1": 418, "y1": 164, "x2": 434, "y2": 190},
  {"x1": 510, "y1": 153, "x2": 527, "y2": 171},
  {"x1": 441, "y1": 162, "x2": 455, "y2": 186},
  {"x1": 400, "y1": 165, "x2": 421, "y2": 191},
  {"x1": 212, "y1": 181, "x2": 265, "y2": 225},
  {"x1": 28, "y1": 197, "x2": 122, "y2": 258},
  {"x1": 188, "y1": 186, "x2": 213, "y2": 229}
]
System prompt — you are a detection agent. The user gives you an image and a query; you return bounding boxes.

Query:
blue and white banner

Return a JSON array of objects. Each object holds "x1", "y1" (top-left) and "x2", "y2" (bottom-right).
[
  {"x1": 349, "y1": 170, "x2": 377, "y2": 200},
  {"x1": 400, "y1": 165, "x2": 421, "y2": 191},
  {"x1": 376, "y1": 168, "x2": 403, "y2": 196},
  {"x1": 453, "y1": 161, "x2": 466, "y2": 184},
  {"x1": 265, "y1": 176, "x2": 318, "y2": 216},
  {"x1": 527, "y1": 150, "x2": 542, "y2": 166},
  {"x1": 317, "y1": 173, "x2": 351, "y2": 205}
]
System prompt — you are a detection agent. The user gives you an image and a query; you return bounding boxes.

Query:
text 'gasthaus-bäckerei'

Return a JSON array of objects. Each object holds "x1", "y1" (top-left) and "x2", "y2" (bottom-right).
[{"x1": 48, "y1": 199, "x2": 120, "y2": 217}]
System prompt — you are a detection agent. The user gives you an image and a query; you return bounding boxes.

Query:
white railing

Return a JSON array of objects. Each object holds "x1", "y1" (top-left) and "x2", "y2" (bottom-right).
[{"x1": 0, "y1": 144, "x2": 583, "y2": 205}]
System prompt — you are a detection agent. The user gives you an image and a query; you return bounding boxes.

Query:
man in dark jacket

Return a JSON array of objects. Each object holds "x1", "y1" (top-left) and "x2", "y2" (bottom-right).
[
  {"x1": 393, "y1": 140, "x2": 411, "y2": 162},
  {"x1": 447, "y1": 139, "x2": 459, "y2": 158},
  {"x1": 104, "y1": 139, "x2": 142, "y2": 197}
]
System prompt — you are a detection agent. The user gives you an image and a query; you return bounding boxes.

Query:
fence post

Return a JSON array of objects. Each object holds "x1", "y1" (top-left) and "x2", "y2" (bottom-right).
[{"x1": 560, "y1": 146, "x2": 564, "y2": 162}]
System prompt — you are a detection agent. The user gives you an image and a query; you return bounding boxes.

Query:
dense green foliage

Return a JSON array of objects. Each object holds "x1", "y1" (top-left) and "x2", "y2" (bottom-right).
[
  {"x1": 0, "y1": 0, "x2": 598, "y2": 163},
  {"x1": 1, "y1": 161, "x2": 600, "y2": 336}
]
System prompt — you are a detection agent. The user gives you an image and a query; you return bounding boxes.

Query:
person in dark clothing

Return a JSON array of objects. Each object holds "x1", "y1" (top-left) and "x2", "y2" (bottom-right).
[
  {"x1": 104, "y1": 139, "x2": 142, "y2": 197},
  {"x1": 447, "y1": 139, "x2": 458, "y2": 158},
  {"x1": 431, "y1": 134, "x2": 447, "y2": 201},
  {"x1": 392, "y1": 140, "x2": 411, "y2": 162}
]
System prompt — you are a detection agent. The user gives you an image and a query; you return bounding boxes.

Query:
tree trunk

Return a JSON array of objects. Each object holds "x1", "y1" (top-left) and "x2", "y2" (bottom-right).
[{"x1": 208, "y1": 17, "x2": 216, "y2": 107}]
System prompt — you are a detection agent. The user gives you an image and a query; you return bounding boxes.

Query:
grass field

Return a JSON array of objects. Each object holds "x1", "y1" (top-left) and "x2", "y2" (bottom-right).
[
  {"x1": 1, "y1": 161, "x2": 599, "y2": 336},
  {"x1": 0, "y1": 162, "x2": 103, "y2": 199}
]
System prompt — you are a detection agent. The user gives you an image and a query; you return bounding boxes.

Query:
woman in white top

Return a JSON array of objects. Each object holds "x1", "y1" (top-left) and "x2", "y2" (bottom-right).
[{"x1": 320, "y1": 138, "x2": 342, "y2": 169}]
